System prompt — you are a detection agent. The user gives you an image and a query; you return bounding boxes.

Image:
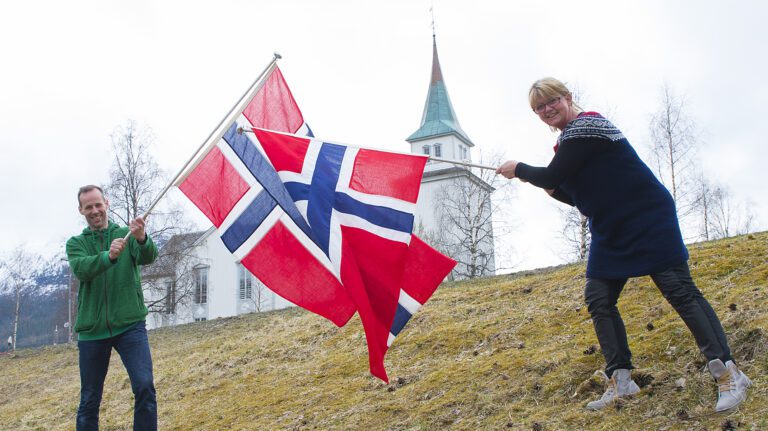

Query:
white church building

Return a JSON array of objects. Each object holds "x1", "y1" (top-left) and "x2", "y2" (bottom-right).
[{"x1": 143, "y1": 35, "x2": 495, "y2": 329}]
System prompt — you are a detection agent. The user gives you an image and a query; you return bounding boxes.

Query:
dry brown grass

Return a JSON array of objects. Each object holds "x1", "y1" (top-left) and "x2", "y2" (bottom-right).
[{"x1": 1, "y1": 232, "x2": 766, "y2": 430}]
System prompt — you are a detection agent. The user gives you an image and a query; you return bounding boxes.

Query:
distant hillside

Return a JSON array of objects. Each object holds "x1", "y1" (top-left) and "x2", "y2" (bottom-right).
[
  {"x1": 1, "y1": 233, "x2": 766, "y2": 430},
  {"x1": 0, "y1": 261, "x2": 70, "y2": 348}
]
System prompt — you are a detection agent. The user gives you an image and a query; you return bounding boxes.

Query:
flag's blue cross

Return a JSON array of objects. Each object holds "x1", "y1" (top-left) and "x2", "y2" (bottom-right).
[{"x1": 218, "y1": 124, "x2": 414, "y2": 259}]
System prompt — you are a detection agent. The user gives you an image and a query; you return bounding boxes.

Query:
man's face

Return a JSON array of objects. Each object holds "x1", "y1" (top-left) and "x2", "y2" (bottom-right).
[{"x1": 78, "y1": 189, "x2": 110, "y2": 230}]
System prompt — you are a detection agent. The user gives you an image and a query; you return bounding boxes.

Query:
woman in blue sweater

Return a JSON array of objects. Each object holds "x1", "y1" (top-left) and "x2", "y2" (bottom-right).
[{"x1": 496, "y1": 77, "x2": 751, "y2": 411}]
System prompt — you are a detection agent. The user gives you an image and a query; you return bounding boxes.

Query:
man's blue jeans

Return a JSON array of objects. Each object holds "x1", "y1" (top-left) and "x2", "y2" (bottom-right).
[{"x1": 76, "y1": 321, "x2": 157, "y2": 431}]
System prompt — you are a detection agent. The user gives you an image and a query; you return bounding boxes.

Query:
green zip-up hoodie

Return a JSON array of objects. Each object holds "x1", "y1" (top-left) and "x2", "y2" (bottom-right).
[{"x1": 66, "y1": 221, "x2": 158, "y2": 341}]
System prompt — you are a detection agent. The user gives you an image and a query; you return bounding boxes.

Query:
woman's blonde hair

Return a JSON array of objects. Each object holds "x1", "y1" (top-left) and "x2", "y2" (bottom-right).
[
  {"x1": 529, "y1": 77, "x2": 583, "y2": 131},
  {"x1": 528, "y1": 77, "x2": 583, "y2": 113}
]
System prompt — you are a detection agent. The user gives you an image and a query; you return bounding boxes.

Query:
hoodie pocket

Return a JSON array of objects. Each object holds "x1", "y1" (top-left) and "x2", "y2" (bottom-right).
[{"x1": 74, "y1": 287, "x2": 100, "y2": 333}]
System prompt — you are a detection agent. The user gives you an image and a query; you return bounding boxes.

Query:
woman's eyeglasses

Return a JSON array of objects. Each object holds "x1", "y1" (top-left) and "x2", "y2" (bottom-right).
[{"x1": 533, "y1": 96, "x2": 562, "y2": 114}]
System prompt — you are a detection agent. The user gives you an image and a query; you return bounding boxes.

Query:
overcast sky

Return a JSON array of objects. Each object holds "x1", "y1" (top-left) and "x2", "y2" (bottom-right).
[{"x1": 1, "y1": 0, "x2": 766, "y2": 271}]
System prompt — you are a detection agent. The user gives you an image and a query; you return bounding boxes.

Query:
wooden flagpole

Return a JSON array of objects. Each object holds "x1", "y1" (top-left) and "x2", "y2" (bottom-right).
[{"x1": 123, "y1": 53, "x2": 282, "y2": 240}]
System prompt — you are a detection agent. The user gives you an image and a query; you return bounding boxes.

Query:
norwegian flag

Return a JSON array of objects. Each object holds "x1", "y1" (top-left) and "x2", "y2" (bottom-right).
[
  {"x1": 177, "y1": 65, "x2": 455, "y2": 382},
  {"x1": 252, "y1": 128, "x2": 455, "y2": 382}
]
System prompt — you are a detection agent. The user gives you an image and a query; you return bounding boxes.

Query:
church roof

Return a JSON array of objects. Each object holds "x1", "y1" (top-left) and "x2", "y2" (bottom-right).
[{"x1": 407, "y1": 36, "x2": 474, "y2": 147}]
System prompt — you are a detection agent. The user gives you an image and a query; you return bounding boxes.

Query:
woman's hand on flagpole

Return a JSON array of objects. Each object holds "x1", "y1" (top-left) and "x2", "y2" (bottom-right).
[{"x1": 496, "y1": 160, "x2": 519, "y2": 179}]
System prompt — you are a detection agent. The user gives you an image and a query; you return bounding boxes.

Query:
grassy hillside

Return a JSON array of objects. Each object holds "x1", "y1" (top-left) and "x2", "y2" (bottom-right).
[{"x1": 1, "y1": 232, "x2": 766, "y2": 430}]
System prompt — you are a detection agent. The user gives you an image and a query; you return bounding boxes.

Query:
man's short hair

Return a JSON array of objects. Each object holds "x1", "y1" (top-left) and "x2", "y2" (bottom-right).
[{"x1": 77, "y1": 185, "x2": 105, "y2": 206}]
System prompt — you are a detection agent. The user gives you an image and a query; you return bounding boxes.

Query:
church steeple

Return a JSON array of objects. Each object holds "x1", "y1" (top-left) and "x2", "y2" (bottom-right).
[{"x1": 407, "y1": 35, "x2": 474, "y2": 149}]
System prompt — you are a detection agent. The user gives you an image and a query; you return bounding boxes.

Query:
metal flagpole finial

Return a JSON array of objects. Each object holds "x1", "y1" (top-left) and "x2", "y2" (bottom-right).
[{"x1": 273, "y1": 52, "x2": 282, "y2": 60}]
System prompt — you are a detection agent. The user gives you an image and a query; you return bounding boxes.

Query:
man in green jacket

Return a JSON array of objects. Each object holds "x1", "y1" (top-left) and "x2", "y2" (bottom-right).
[{"x1": 66, "y1": 185, "x2": 159, "y2": 431}]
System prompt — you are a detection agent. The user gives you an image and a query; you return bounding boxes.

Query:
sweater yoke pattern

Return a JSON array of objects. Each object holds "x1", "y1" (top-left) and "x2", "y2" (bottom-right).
[{"x1": 558, "y1": 114, "x2": 625, "y2": 144}]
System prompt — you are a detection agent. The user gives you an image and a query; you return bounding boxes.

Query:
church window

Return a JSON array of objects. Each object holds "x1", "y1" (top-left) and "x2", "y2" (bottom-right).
[
  {"x1": 422, "y1": 145, "x2": 431, "y2": 156},
  {"x1": 194, "y1": 266, "x2": 208, "y2": 304},
  {"x1": 165, "y1": 280, "x2": 176, "y2": 314},
  {"x1": 238, "y1": 264, "x2": 254, "y2": 300},
  {"x1": 434, "y1": 143, "x2": 442, "y2": 158}
]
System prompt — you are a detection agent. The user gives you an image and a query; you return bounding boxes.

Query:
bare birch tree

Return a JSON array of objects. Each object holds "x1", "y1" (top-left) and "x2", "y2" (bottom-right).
[
  {"x1": 104, "y1": 120, "x2": 195, "y2": 321},
  {"x1": 691, "y1": 173, "x2": 716, "y2": 241},
  {"x1": 690, "y1": 170, "x2": 756, "y2": 241},
  {"x1": 558, "y1": 206, "x2": 590, "y2": 262},
  {"x1": 648, "y1": 85, "x2": 700, "y2": 233},
  {"x1": 430, "y1": 158, "x2": 513, "y2": 279},
  {"x1": 707, "y1": 185, "x2": 755, "y2": 239},
  {"x1": 0, "y1": 247, "x2": 44, "y2": 351},
  {"x1": 104, "y1": 120, "x2": 191, "y2": 243}
]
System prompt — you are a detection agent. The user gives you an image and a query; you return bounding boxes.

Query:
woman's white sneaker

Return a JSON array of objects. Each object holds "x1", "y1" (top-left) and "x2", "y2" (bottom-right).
[
  {"x1": 586, "y1": 369, "x2": 641, "y2": 410},
  {"x1": 708, "y1": 359, "x2": 752, "y2": 412}
]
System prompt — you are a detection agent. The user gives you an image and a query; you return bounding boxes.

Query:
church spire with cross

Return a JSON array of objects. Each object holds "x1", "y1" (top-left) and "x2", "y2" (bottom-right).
[{"x1": 407, "y1": 34, "x2": 474, "y2": 161}]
